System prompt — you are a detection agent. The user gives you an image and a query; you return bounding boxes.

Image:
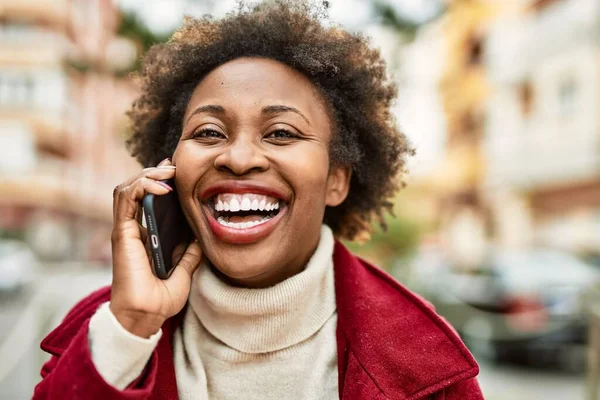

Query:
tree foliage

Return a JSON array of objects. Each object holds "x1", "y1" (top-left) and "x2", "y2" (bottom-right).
[
  {"x1": 372, "y1": 0, "x2": 445, "y2": 40},
  {"x1": 117, "y1": 11, "x2": 171, "y2": 72}
]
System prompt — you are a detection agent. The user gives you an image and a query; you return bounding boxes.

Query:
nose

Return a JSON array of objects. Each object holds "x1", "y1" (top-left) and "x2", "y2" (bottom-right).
[{"x1": 213, "y1": 134, "x2": 269, "y2": 175}]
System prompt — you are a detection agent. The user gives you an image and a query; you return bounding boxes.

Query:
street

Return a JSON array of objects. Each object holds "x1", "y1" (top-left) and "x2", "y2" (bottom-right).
[{"x1": 479, "y1": 360, "x2": 584, "y2": 399}]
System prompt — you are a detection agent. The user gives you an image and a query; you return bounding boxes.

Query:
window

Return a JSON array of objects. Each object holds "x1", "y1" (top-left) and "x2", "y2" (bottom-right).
[
  {"x1": 558, "y1": 77, "x2": 577, "y2": 117},
  {"x1": 518, "y1": 81, "x2": 534, "y2": 117},
  {"x1": 0, "y1": 22, "x2": 39, "y2": 42},
  {"x1": 459, "y1": 110, "x2": 483, "y2": 141},
  {"x1": 0, "y1": 75, "x2": 35, "y2": 107},
  {"x1": 531, "y1": 0, "x2": 561, "y2": 13},
  {"x1": 466, "y1": 34, "x2": 484, "y2": 66}
]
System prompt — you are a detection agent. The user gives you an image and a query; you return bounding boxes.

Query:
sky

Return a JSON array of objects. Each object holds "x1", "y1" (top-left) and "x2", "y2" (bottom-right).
[{"x1": 117, "y1": 0, "x2": 442, "y2": 35}]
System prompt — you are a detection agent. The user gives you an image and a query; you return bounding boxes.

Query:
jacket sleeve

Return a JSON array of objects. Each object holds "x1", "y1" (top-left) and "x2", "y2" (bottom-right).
[
  {"x1": 32, "y1": 287, "x2": 161, "y2": 400},
  {"x1": 87, "y1": 302, "x2": 161, "y2": 390},
  {"x1": 33, "y1": 318, "x2": 159, "y2": 400},
  {"x1": 443, "y1": 377, "x2": 484, "y2": 400}
]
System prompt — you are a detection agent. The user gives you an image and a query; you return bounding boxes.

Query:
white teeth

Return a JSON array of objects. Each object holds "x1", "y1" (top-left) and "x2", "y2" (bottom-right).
[
  {"x1": 240, "y1": 197, "x2": 252, "y2": 211},
  {"x1": 229, "y1": 198, "x2": 240, "y2": 212},
  {"x1": 216, "y1": 215, "x2": 274, "y2": 229},
  {"x1": 213, "y1": 194, "x2": 284, "y2": 215},
  {"x1": 218, "y1": 217, "x2": 229, "y2": 227}
]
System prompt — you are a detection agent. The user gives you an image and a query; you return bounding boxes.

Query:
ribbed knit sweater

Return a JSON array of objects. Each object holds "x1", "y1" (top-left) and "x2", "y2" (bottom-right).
[{"x1": 88, "y1": 225, "x2": 339, "y2": 399}]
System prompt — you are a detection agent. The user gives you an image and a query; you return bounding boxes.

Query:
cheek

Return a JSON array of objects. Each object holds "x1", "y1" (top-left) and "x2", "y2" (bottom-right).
[
  {"x1": 283, "y1": 150, "x2": 330, "y2": 204},
  {"x1": 172, "y1": 142, "x2": 214, "y2": 202}
]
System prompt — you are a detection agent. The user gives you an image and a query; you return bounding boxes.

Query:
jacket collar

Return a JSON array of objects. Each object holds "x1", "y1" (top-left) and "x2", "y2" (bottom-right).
[{"x1": 332, "y1": 241, "x2": 479, "y2": 399}]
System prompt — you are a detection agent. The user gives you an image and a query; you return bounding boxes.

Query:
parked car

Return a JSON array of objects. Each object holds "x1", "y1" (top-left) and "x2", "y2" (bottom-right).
[
  {"x1": 0, "y1": 240, "x2": 37, "y2": 293},
  {"x1": 406, "y1": 247, "x2": 599, "y2": 371}
]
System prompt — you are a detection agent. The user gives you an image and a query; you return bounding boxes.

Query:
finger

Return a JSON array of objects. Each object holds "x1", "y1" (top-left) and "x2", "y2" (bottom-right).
[
  {"x1": 113, "y1": 165, "x2": 176, "y2": 219},
  {"x1": 157, "y1": 158, "x2": 172, "y2": 167},
  {"x1": 139, "y1": 166, "x2": 177, "y2": 183},
  {"x1": 119, "y1": 165, "x2": 176, "y2": 191},
  {"x1": 114, "y1": 178, "x2": 172, "y2": 224},
  {"x1": 172, "y1": 242, "x2": 187, "y2": 267},
  {"x1": 113, "y1": 183, "x2": 122, "y2": 222},
  {"x1": 135, "y1": 203, "x2": 143, "y2": 225},
  {"x1": 142, "y1": 225, "x2": 151, "y2": 258},
  {"x1": 165, "y1": 241, "x2": 203, "y2": 290},
  {"x1": 138, "y1": 223, "x2": 148, "y2": 244}
]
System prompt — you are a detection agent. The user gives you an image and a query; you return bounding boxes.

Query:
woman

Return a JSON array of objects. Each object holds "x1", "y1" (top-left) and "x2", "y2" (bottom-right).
[{"x1": 34, "y1": 2, "x2": 483, "y2": 399}]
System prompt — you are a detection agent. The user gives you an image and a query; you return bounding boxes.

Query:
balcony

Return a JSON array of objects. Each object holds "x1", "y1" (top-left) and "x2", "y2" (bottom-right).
[
  {"x1": 0, "y1": 171, "x2": 113, "y2": 222},
  {"x1": 0, "y1": 68, "x2": 70, "y2": 156},
  {"x1": 0, "y1": 23, "x2": 69, "y2": 67},
  {"x1": 0, "y1": 0, "x2": 69, "y2": 28},
  {"x1": 486, "y1": 0, "x2": 600, "y2": 83},
  {"x1": 484, "y1": 129, "x2": 600, "y2": 190}
]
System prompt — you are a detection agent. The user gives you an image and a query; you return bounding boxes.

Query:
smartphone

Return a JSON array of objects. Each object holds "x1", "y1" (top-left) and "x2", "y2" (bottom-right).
[{"x1": 142, "y1": 179, "x2": 193, "y2": 279}]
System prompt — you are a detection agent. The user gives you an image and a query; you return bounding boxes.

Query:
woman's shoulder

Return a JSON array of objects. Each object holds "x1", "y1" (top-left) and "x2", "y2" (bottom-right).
[
  {"x1": 334, "y1": 241, "x2": 464, "y2": 339},
  {"x1": 333, "y1": 242, "x2": 481, "y2": 398},
  {"x1": 40, "y1": 286, "x2": 111, "y2": 356},
  {"x1": 333, "y1": 241, "x2": 436, "y2": 312}
]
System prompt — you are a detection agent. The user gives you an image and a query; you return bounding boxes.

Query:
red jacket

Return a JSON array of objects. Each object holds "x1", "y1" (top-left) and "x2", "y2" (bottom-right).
[{"x1": 34, "y1": 242, "x2": 483, "y2": 399}]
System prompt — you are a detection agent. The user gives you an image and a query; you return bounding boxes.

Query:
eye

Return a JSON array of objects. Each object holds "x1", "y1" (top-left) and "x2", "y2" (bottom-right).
[
  {"x1": 265, "y1": 129, "x2": 299, "y2": 140},
  {"x1": 192, "y1": 128, "x2": 226, "y2": 140}
]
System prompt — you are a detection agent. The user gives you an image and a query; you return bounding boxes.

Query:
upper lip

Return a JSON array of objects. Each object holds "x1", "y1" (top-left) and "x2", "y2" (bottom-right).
[{"x1": 200, "y1": 180, "x2": 290, "y2": 202}]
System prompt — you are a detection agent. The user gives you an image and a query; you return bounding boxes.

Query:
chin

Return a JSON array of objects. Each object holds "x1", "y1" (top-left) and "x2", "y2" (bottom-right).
[{"x1": 212, "y1": 258, "x2": 280, "y2": 286}]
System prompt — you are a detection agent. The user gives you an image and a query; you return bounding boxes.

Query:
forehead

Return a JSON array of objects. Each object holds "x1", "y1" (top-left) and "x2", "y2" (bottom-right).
[{"x1": 184, "y1": 57, "x2": 328, "y2": 120}]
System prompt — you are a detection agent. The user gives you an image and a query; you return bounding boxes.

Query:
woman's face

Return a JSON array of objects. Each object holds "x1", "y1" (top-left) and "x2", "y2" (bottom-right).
[{"x1": 173, "y1": 57, "x2": 350, "y2": 287}]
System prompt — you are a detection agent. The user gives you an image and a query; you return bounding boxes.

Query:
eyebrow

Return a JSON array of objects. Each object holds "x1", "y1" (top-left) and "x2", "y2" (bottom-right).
[
  {"x1": 261, "y1": 105, "x2": 311, "y2": 126},
  {"x1": 185, "y1": 104, "x2": 311, "y2": 126},
  {"x1": 186, "y1": 104, "x2": 226, "y2": 124}
]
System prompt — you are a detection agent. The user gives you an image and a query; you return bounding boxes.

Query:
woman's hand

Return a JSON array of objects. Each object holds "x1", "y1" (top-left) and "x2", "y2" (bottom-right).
[{"x1": 109, "y1": 158, "x2": 202, "y2": 338}]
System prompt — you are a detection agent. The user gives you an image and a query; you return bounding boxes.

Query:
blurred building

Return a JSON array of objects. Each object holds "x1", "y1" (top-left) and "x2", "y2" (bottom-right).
[
  {"x1": 484, "y1": 0, "x2": 600, "y2": 254},
  {"x1": 432, "y1": 0, "x2": 500, "y2": 267},
  {"x1": 0, "y1": 0, "x2": 140, "y2": 261}
]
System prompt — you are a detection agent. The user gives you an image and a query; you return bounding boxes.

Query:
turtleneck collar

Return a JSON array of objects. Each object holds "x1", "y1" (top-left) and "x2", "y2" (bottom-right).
[{"x1": 188, "y1": 225, "x2": 336, "y2": 354}]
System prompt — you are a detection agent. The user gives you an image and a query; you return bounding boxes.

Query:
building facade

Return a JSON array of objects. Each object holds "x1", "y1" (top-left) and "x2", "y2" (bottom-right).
[
  {"x1": 433, "y1": 0, "x2": 501, "y2": 267},
  {"x1": 0, "y1": 0, "x2": 140, "y2": 261},
  {"x1": 484, "y1": 0, "x2": 600, "y2": 253}
]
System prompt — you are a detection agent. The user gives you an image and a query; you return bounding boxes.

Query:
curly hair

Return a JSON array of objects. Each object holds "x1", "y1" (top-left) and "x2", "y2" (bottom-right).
[{"x1": 126, "y1": 0, "x2": 413, "y2": 240}]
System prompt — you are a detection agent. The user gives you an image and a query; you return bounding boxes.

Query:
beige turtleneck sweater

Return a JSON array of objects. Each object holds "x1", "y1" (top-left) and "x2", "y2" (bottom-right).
[{"x1": 88, "y1": 225, "x2": 338, "y2": 399}]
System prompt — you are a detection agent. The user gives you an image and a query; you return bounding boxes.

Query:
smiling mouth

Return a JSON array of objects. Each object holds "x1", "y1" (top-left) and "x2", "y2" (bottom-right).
[{"x1": 209, "y1": 193, "x2": 286, "y2": 229}]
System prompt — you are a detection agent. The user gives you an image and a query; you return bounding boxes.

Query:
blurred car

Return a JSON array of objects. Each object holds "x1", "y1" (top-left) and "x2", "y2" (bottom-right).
[
  {"x1": 0, "y1": 240, "x2": 37, "y2": 293},
  {"x1": 406, "y1": 247, "x2": 599, "y2": 371}
]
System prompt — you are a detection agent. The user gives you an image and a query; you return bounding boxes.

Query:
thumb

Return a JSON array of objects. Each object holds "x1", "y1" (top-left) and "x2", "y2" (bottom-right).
[{"x1": 165, "y1": 240, "x2": 203, "y2": 292}]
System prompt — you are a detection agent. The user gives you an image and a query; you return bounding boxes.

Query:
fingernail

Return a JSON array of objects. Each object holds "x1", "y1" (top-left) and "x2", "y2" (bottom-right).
[
  {"x1": 157, "y1": 181, "x2": 173, "y2": 191},
  {"x1": 157, "y1": 158, "x2": 171, "y2": 166},
  {"x1": 157, "y1": 165, "x2": 176, "y2": 169}
]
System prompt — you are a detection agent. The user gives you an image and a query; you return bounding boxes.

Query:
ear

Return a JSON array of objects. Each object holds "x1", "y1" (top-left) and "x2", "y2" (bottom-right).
[{"x1": 325, "y1": 165, "x2": 352, "y2": 207}]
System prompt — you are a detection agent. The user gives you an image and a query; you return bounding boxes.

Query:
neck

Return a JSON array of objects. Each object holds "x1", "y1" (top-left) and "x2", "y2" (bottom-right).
[{"x1": 187, "y1": 225, "x2": 336, "y2": 353}]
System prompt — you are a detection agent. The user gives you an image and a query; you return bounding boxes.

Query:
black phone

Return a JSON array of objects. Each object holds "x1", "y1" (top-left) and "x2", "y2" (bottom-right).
[{"x1": 142, "y1": 179, "x2": 193, "y2": 279}]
